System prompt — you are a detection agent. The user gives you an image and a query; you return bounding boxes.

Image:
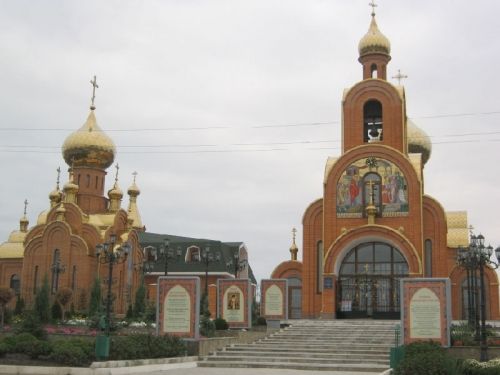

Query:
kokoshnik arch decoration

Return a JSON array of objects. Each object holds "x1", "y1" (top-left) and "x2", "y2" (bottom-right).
[{"x1": 337, "y1": 157, "x2": 408, "y2": 218}]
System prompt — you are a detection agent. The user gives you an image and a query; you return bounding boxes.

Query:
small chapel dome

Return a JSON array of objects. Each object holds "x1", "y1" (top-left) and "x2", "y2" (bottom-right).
[
  {"x1": 62, "y1": 110, "x2": 116, "y2": 169},
  {"x1": 358, "y1": 15, "x2": 391, "y2": 57},
  {"x1": 407, "y1": 119, "x2": 432, "y2": 165}
]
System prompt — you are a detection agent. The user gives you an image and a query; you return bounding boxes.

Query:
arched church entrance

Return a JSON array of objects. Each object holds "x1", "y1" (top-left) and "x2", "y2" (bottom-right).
[{"x1": 337, "y1": 242, "x2": 408, "y2": 319}]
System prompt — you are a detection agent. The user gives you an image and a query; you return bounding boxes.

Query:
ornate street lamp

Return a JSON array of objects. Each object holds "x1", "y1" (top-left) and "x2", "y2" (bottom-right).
[
  {"x1": 95, "y1": 234, "x2": 130, "y2": 337},
  {"x1": 226, "y1": 251, "x2": 247, "y2": 278},
  {"x1": 145, "y1": 238, "x2": 182, "y2": 276},
  {"x1": 457, "y1": 230, "x2": 499, "y2": 362},
  {"x1": 201, "y1": 246, "x2": 221, "y2": 296}
]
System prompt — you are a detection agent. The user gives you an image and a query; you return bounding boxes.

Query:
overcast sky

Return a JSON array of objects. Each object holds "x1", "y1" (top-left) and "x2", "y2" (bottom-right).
[{"x1": 1, "y1": 0, "x2": 499, "y2": 284}]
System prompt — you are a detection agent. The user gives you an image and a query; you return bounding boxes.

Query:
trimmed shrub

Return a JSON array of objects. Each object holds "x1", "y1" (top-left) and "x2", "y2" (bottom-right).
[
  {"x1": 394, "y1": 341, "x2": 460, "y2": 375},
  {"x1": 13, "y1": 333, "x2": 52, "y2": 359},
  {"x1": 48, "y1": 339, "x2": 94, "y2": 367},
  {"x1": 109, "y1": 334, "x2": 186, "y2": 360},
  {"x1": 15, "y1": 311, "x2": 47, "y2": 340},
  {"x1": 214, "y1": 318, "x2": 228, "y2": 330},
  {"x1": 462, "y1": 358, "x2": 500, "y2": 375}
]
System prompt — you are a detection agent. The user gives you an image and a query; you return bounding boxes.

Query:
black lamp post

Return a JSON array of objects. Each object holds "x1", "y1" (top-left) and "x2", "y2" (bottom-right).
[
  {"x1": 226, "y1": 251, "x2": 247, "y2": 278},
  {"x1": 457, "y1": 231, "x2": 500, "y2": 362},
  {"x1": 95, "y1": 234, "x2": 130, "y2": 337},
  {"x1": 201, "y1": 246, "x2": 221, "y2": 296}
]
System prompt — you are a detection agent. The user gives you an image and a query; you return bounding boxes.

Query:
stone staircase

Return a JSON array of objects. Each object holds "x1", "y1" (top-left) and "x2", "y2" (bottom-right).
[{"x1": 198, "y1": 319, "x2": 397, "y2": 372}]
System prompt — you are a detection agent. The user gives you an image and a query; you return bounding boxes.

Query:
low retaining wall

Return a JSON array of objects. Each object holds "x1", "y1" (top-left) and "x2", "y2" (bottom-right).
[
  {"x1": 447, "y1": 346, "x2": 500, "y2": 360},
  {"x1": 185, "y1": 328, "x2": 275, "y2": 356}
]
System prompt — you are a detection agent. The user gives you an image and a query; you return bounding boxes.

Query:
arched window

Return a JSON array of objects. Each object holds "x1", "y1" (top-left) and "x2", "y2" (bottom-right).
[
  {"x1": 95, "y1": 176, "x2": 99, "y2": 189},
  {"x1": 317, "y1": 241, "x2": 323, "y2": 293},
  {"x1": 362, "y1": 172, "x2": 382, "y2": 216},
  {"x1": 10, "y1": 274, "x2": 20, "y2": 295},
  {"x1": 363, "y1": 100, "x2": 383, "y2": 142},
  {"x1": 424, "y1": 240, "x2": 432, "y2": 277},
  {"x1": 186, "y1": 246, "x2": 200, "y2": 262},
  {"x1": 371, "y1": 63, "x2": 378, "y2": 78}
]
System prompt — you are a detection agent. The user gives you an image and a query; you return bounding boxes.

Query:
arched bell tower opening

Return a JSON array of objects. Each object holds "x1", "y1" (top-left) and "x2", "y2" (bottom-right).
[
  {"x1": 363, "y1": 100, "x2": 383, "y2": 142},
  {"x1": 337, "y1": 242, "x2": 408, "y2": 319}
]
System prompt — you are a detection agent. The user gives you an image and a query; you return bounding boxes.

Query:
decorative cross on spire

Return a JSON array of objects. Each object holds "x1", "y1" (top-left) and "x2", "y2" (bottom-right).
[
  {"x1": 132, "y1": 171, "x2": 138, "y2": 184},
  {"x1": 56, "y1": 167, "x2": 61, "y2": 190},
  {"x1": 468, "y1": 225, "x2": 474, "y2": 235},
  {"x1": 114, "y1": 164, "x2": 120, "y2": 184},
  {"x1": 90, "y1": 75, "x2": 99, "y2": 110},
  {"x1": 392, "y1": 69, "x2": 408, "y2": 85},
  {"x1": 369, "y1": 0, "x2": 378, "y2": 16},
  {"x1": 292, "y1": 227, "x2": 297, "y2": 244},
  {"x1": 23, "y1": 199, "x2": 28, "y2": 216}
]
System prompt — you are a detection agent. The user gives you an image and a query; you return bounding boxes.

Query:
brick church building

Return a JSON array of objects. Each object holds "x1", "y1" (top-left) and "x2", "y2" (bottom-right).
[
  {"x1": 271, "y1": 10, "x2": 500, "y2": 320},
  {"x1": 0, "y1": 92, "x2": 254, "y2": 314}
]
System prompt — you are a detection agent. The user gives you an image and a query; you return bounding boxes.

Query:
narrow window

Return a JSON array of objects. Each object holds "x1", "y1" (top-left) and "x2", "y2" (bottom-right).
[
  {"x1": 77, "y1": 174, "x2": 81, "y2": 185},
  {"x1": 10, "y1": 274, "x2": 20, "y2": 295},
  {"x1": 371, "y1": 63, "x2": 378, "y2": 78},
  {"x1": 95, "y1": 176, "x2": 98, "y2": 189},
  {"x1": 86, "y1": 174, "x2": 90, "y2": 188},
  {"x1": 33, "y1": 266, "x2": 39, "y2": 294},
  {"x1": 317, "y1": 241, "x2": 324, "y2": 293},
  {"x1": 424, "y1": 239, "x2": 432, "y2": 277},
  {"x1": 363, "y1": 100, "x2": 383, "y2": 142},
  {"x1": 71, "y1": 265, "x2": 77, "y2": 290}
]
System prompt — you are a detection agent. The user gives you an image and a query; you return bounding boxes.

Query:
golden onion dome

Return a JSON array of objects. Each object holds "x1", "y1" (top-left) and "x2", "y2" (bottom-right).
[
  {"x1": 127, "y1": 182, "x2": 140, "y2": 197},
  {"x1": 49, "y1": 188, "x2": 63, "y2": 203},
  {"x1": 358, "y1": 15, "x2": 391, "y2": 57},
  {"x1": 407, "y1": 119, "x2": 432, "y2": 165},
  {"x1": 62, "y1": 110, "x2": 116, "y2": 169},
  {"x1": 108, "y1": 184, "x2": 123, "y2": 200}
]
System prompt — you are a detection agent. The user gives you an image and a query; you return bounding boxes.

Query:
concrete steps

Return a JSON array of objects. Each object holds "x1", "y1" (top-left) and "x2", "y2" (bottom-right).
[{"x1": 198, "y1": 319, "x2": 397, "y2": 372}]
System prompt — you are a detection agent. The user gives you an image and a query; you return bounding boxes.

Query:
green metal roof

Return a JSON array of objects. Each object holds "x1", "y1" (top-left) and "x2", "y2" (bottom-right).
[{"x1": 137, "y1": 231, "x2": 256, "y2": 284}]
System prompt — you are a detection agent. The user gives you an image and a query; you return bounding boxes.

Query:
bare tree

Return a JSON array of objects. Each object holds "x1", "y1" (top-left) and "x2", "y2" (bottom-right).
[{"x1": 55, "y1": 287, "x2": 73, "y2": 321}]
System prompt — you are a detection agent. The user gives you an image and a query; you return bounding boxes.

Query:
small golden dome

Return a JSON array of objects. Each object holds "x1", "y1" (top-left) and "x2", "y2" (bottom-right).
[
  {"x1": 63, "y1": 180, "x2": 79, "y2": 194},
  {"x1": 62, "y1": 110, "x2": 116, "y2": 169},
  {"x1": 407, "y1": 119, "x2": 432, "y2": 165},
  {"x1": 108, "y1": 185, "x2": 123, "y2": 200},
  {"x1": 7, "y1": 230, "x2": 26, "y2": 244},
  {"x1": 127, "y1": 182, "x2": 140, "y2": 197},
  {"x1": 358, "y1": 16, "x2": 391, "y2": 57},
  {"x1": 49, "y1": 189, "x2": 63, "y2": 203}
]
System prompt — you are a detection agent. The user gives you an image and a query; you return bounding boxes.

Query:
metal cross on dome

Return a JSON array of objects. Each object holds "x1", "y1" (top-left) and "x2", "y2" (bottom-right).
[
  {"x1": 132, "y1": 171, "x2": 138, "y2": 184},
  {"x1": 392, "y1": 69, "x2": 408, "y2": 85},
  {"x1": 369, "y1": 0, "x2": 378, "y2": 16},
  {"x1": 56, "y1": 167, "x2": 61, "y2": 190},
  {"x1": 23, "y1": 199, "x2": 28, "y2": 216},
  {"x1": 90, "y1": 75, "x2": 99, "y2": 110}
]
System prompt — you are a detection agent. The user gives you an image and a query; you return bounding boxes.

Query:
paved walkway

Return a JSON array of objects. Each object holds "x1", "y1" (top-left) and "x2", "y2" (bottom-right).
[{"x1": 147, "y1": 363, "x2": 388, "y2": 375}]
